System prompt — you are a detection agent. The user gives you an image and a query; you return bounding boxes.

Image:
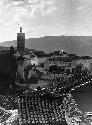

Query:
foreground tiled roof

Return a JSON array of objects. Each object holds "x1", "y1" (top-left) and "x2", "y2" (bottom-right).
[
  {"x1": 17, "y1": 91, "x2": 67, "y2": 125},
  {"x1": 0, "y1": 108, "x2": 11, "y2": 123}
]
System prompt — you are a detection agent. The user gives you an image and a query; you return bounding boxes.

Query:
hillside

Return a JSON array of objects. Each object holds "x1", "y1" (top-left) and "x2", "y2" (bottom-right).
[{"x1": 0, "y1": 36, "x2": 92, "y2": 56}]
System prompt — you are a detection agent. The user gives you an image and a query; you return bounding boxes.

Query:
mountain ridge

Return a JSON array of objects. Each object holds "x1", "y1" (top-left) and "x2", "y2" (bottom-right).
[{"x1": 0, "y1": 36, "x2": 92, "y2": 56}]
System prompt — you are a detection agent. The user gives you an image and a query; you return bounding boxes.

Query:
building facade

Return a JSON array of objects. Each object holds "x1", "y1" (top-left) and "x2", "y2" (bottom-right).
[
  {"x1": 44, "y1": 55, "x2": 92, "y2": 74},
  {"x1": 44, "y1": 56, "x2": 76, "y2": 74},
  {"x1": 76, "y1": 58, "x2": 92, "y2": 70}
]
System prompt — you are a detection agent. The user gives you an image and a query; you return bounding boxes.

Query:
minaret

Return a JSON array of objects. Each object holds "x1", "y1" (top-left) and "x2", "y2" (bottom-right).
[{"x1": 17, "y1": 27, "x2": 25, "y2": 55}]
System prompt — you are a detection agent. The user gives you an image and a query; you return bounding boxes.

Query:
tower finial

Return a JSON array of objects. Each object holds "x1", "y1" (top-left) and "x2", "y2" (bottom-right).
[{"x1": 20, "y1": 27, "x2": 22, "y2": 33}]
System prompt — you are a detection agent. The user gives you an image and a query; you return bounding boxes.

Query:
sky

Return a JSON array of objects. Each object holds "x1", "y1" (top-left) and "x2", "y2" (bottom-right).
[{"x1": 1, "y1": 0, "x2": 92, "y2": 42}]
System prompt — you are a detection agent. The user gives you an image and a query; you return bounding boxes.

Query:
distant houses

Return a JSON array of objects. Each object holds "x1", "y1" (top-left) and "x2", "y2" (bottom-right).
[
  {"x1": 43, "y1": 52, "x2": 92, "y2": 74},
  {"x1": 0, "y1": 27, "x2": 92, "y2": 80}
]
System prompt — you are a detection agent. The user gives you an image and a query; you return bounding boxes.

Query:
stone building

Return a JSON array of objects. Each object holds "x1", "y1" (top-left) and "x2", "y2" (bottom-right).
[
  {"x1": 44, "y1": 56, "x2": 76, "y2": 74},
  {"x1": 17, "y1": 27, "x2": 25, "y2": 55}
]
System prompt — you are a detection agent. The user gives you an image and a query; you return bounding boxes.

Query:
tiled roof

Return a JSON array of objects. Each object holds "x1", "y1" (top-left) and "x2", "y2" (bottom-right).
[
  {"x1": 48, "y1": 57, "x2": 74, "y2": 62},
  {"x1": 0, "y1": 108, "x2": 11, "y2": 123},
  {"x1": 17, "y1": 92, "x2": 66, "y2": 125}
]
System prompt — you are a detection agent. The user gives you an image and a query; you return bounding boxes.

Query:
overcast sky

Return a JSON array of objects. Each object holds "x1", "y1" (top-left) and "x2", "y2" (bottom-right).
[{"x1": 0, "y1": 0, "x2": 92, "y2": 42}]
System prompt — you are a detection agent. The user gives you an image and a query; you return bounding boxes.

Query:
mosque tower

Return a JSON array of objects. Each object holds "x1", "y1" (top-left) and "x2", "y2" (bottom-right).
[{"x1": 17, "y1": 27, "x2": 25, "y2": 55}]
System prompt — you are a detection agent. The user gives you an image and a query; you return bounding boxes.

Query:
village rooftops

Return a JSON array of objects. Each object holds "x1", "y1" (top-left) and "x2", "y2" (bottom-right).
[
  {"x1": 47, "y1": 55, "x2": 92, "y2": 62},
  {"x1": 47, "y1": 56, "x2": 77, "y2": 62}
]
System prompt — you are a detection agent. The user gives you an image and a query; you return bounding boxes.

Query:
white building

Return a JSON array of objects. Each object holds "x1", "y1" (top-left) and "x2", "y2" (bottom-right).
[
  {"x1": 23, "y1": 52, "x2": 38, "y2": 68},
  {"x1": 44, "y1": 55, "x2": 92, "y2": 73},
  {"x1": 76, "y1": 58, "x2": 92, "y2": 70},
  {"x1": 31, "y1": 56, "x2": 38, "y2": 66},
  {"x1": 44, "y1": 56, "x2": 76, "y2": 73}
]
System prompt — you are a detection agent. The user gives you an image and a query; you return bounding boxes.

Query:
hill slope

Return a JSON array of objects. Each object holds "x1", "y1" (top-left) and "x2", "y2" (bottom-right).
[{"x1": 0, "y1": 36, "x2": 92, "y2": 56}]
